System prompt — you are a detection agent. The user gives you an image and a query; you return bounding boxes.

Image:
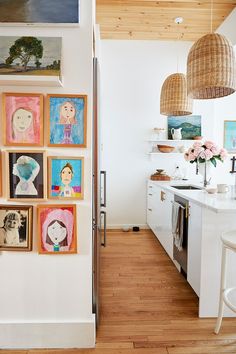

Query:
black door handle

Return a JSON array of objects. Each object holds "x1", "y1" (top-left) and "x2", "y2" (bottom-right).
[
  {"x1": 100, "y1": 171, "x2": 106, "y2": 207},
  {"x1": 100, "y1": 211, "x2": 106, "y2": 247}
]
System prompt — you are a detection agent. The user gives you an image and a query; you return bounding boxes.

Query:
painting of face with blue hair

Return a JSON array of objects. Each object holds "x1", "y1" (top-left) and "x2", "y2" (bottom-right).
[
  {"x1": 8, "y1": 151, "x2": 46, "y2": 200},
  {"x1": 13, "y1": 156, "x2": 40, "y2": 195}
]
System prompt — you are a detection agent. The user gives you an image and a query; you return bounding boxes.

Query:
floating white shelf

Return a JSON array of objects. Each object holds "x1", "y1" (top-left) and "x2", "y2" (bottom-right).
[
  {"x1": 147, "y1": 139, "x2": 197, "y2": 143},
  {"x1": 147, "y1": 152, "x2": 183, "y2": 155},
  {"x1": 0, "y1": 75, "x2": 63, "y2": 87}
]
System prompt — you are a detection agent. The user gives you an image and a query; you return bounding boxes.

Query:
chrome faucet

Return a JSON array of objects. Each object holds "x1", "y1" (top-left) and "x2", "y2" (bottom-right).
[{"x1": 196, "y1": 151, "x2": 211, "y2": 187}]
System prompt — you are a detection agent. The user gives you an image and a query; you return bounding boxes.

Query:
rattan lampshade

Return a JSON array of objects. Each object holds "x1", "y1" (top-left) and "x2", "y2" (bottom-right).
[
  {"x1": 160, "y1": 73, "x2": 193, "y2": 116},
  {"x1": 187, "y1": 33, "x2": 236, "y2": 99}
]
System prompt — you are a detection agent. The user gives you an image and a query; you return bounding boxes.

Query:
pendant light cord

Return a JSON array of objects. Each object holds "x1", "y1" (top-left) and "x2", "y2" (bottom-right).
[{"x1": 176, "y1": 21, "x2": 181, "y2": 73}]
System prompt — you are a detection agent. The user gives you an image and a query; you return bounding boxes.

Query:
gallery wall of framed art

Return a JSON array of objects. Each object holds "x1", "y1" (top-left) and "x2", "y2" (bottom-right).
[{"x1": 0, "y1": 90, "x2": 88, "y2": 244}]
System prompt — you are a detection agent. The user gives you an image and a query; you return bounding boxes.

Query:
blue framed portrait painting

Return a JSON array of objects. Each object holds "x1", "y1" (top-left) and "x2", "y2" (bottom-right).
[
  {"x1": 224, "y1": 120, "x2": 236, "y2": 153},
  {"x1": 47, "y1": 94, "x2": 87, "y2": 147},
  {"x1": 48, "y1": 156, "x2": 84, "y2": 200}
]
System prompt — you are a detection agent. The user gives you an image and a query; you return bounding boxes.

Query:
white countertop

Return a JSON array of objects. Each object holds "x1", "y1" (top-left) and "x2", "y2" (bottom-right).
[{"x1": 149, "y1": 180, "x2": 236, "y2": 213}]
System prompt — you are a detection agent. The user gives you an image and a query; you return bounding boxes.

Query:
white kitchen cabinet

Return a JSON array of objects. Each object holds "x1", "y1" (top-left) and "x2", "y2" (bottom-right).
[
  {"x1": 187, "y1": 202, "x2": 202, "y2": 297},
  {"x1": 147, "y1": 182, "x2": 174, "y2": 259},
  {"x1": 147, "y1": 181, "x2": 158, "y2": 231},
  {"x1": 157, "y1": 189, "x2": 174, "y2": 259}
]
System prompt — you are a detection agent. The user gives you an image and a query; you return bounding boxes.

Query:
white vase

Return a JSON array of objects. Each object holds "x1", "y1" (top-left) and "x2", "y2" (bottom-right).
[{"x1": 197, "y1": 161, "x2": 215, "y2": 186}]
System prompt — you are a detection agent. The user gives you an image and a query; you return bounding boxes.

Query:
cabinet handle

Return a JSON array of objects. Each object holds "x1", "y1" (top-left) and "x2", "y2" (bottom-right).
[
  {"x1": 148, "y1": 193, "x2": 153, "y2": 196},
  {"x1": 149, "y1": 186, "x2": 153, "y2": 188},
  {"x1": 185, "y1": 205, "x2": 190, "y2": 218},
  {"x1": 148, "y1": 208, "x2": 152, "y2": 211},
  {"x1": 160, "y1": 191, "x2": 166, "y2": 201}
]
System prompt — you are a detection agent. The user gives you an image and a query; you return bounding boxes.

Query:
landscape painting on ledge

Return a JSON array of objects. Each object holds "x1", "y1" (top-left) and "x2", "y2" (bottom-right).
[
  {"x1": 168, "y1": 115, "x2": 202, "y2": 140},
  {"x1": 0, "y1": 36, "x2": 61, "y2": 77},
  {"x1": 0, "y1": 0, "x2": 79, "y2": 25}
]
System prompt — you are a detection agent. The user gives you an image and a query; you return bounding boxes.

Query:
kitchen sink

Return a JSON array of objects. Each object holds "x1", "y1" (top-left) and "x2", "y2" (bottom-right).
[{"x1": 171, "y1": 185, "x2": 202, "y2": 190}]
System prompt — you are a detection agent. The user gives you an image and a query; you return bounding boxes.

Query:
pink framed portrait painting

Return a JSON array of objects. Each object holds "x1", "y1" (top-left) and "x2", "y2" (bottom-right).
[
  {"x1": 2, "y1": 92, "x2": 44, "y2": 146},
  {"x1": 37, "y1": 204, "x2": 77, "y2": 254}
]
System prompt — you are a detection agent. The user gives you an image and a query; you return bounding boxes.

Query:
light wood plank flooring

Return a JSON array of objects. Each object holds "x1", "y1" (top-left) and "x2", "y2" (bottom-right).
[{"x1": 2, "y1": 229, "x2": 236, "y2": 354}]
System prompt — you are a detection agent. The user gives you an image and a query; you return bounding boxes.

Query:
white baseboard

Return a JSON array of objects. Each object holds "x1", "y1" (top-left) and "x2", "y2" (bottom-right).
[
  {"x1": 0, "y1": 318, "x2": 95, "y2": 349},
  {"x1": 107, "y1": 224, "x2": 150, "y2": 230}
]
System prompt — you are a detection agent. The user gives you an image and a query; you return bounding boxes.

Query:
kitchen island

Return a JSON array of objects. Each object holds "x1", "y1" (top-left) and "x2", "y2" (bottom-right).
[{"x1": 147, "y1": 179, "x2": 236, "y2": 318}]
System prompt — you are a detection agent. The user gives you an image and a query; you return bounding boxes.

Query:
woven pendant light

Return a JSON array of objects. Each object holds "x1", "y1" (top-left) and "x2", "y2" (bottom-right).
[
  {"x1": 160, "y1": 73, "x2": 193, "y2": 116},
  {"x1": 187, "y1": 33, "x2": 236, "y2": 99}
]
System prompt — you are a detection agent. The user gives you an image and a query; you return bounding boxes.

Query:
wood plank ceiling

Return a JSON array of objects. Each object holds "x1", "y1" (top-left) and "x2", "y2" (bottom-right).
[{"x1": 96, "y1": 0, "x2": 236, "y2": 41}]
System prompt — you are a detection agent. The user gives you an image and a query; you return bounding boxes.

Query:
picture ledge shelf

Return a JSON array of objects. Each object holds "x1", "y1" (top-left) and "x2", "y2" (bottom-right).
[{"x1": 0, "y1": 75, "x2": 63, "y2": 87}]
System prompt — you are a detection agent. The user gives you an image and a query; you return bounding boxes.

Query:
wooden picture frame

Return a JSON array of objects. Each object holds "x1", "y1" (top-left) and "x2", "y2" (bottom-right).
[
  {"x1": 0, "y1": 151, "x2": 2, "y2": 197},
  {"x1": 46, "y1": 94, "x2": 87, "y2": 147},
  {"x1": 2, "y1": 92, "x2": 44, "y2": 146},
  {"x1": 37, "y1": 204, "x2": 77, "y2": 254},
  {"x1": 0, "y1": 205, "x2": 33, "y2": 251},
  {"x1": 224, "y1": 120, "x2": 236, "y2": 153},
  {"x1": 48, "y1": 156, "x2": 84, "y2": 200},
  {"x1": 6, "y1": 150, "x2": 46, "y2": 201}
]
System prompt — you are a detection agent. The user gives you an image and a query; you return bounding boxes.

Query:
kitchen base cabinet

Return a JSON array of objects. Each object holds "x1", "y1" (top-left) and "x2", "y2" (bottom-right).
[
  {"x1": 147, "y1": 181, "x2": 158, "y2": 232},
  {"x1": 147, "y1": 181, "x2": 202, "y2": 292},
  {"x1": 187, "y1": 202, "x2": 202, "y2": 297}
]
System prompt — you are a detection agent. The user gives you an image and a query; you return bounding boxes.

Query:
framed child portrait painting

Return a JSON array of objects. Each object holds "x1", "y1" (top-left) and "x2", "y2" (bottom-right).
[
  {"x1": 6, "y1": 150, "x2": 46, "y2": 201},
  {"x1": 48, "y1": 156, "x2": 84, "y2": 200},
  {"x1": 37, "y1": 204, "x2": 77, "y2": 254},
  {"x1": 0, "y1": 205, "x2": 33, "y2": 251},
  {"x1": 46, "y1": 94, "x2": 87, "y2": 147},
  {"x1": 2, "y1": 92, "x2": 44, "y2": 146}
]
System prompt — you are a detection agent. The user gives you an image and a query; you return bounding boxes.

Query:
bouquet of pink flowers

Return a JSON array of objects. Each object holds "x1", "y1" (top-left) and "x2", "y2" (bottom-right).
[{"x1": 184, "y1": 141, "x2": 227, "y2": 167}]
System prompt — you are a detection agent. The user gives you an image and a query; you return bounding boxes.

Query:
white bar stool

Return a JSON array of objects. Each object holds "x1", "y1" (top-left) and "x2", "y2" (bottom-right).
[{"x1": 215, "y1": 230, "x2": 236, "y2": 334}]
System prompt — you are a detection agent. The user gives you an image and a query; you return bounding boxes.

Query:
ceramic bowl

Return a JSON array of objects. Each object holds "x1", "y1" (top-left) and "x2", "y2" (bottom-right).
[
  {"x1": 206, "y1": 188, "x2": 217, "y2": 194},
  {"x1": 157, "y1": 145, "x2": 175, "y2": 153}
]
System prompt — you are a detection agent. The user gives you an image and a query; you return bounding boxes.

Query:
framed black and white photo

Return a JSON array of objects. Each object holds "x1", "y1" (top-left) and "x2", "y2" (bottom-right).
[
  {"x1": 0, "y1": 205, "x2": 33, "y2": 251},
  {"x1": 6, "y1": 150, "x2": 46, "y2": 201}
]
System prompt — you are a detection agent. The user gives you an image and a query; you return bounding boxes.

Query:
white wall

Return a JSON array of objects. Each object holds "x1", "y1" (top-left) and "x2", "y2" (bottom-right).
[
  {"x1": 100, "y1": 40, "x2": 218, "y2": 229},
  {"x1": 0, "y1": 0, "x2": 95, "y2": 349},
  {"x1": 218, "y1": 8, "x2": 236, "y2": 45}
]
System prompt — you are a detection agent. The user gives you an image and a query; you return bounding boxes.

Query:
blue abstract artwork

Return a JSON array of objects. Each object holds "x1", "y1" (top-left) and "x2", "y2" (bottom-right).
[{"x1": 224, "y1": 121, "x2": 236, "y2": 153}]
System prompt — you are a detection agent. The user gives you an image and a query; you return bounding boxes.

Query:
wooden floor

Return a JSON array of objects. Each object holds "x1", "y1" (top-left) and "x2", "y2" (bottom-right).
[{"x1": 2, "y1": 229, "x2": 236, "y2": 354}]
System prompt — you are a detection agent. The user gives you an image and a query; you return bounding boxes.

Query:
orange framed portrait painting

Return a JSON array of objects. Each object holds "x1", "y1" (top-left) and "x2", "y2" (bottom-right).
[
  {"x1": 2, "y1": 92, "x2": 44, "y2": 146},
  {"x1": 0, "y1": 151, "x2": 2, "y2": 197},
  {"x1": 38, "y1": 204, "x2": 77, "y2": 254}
]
